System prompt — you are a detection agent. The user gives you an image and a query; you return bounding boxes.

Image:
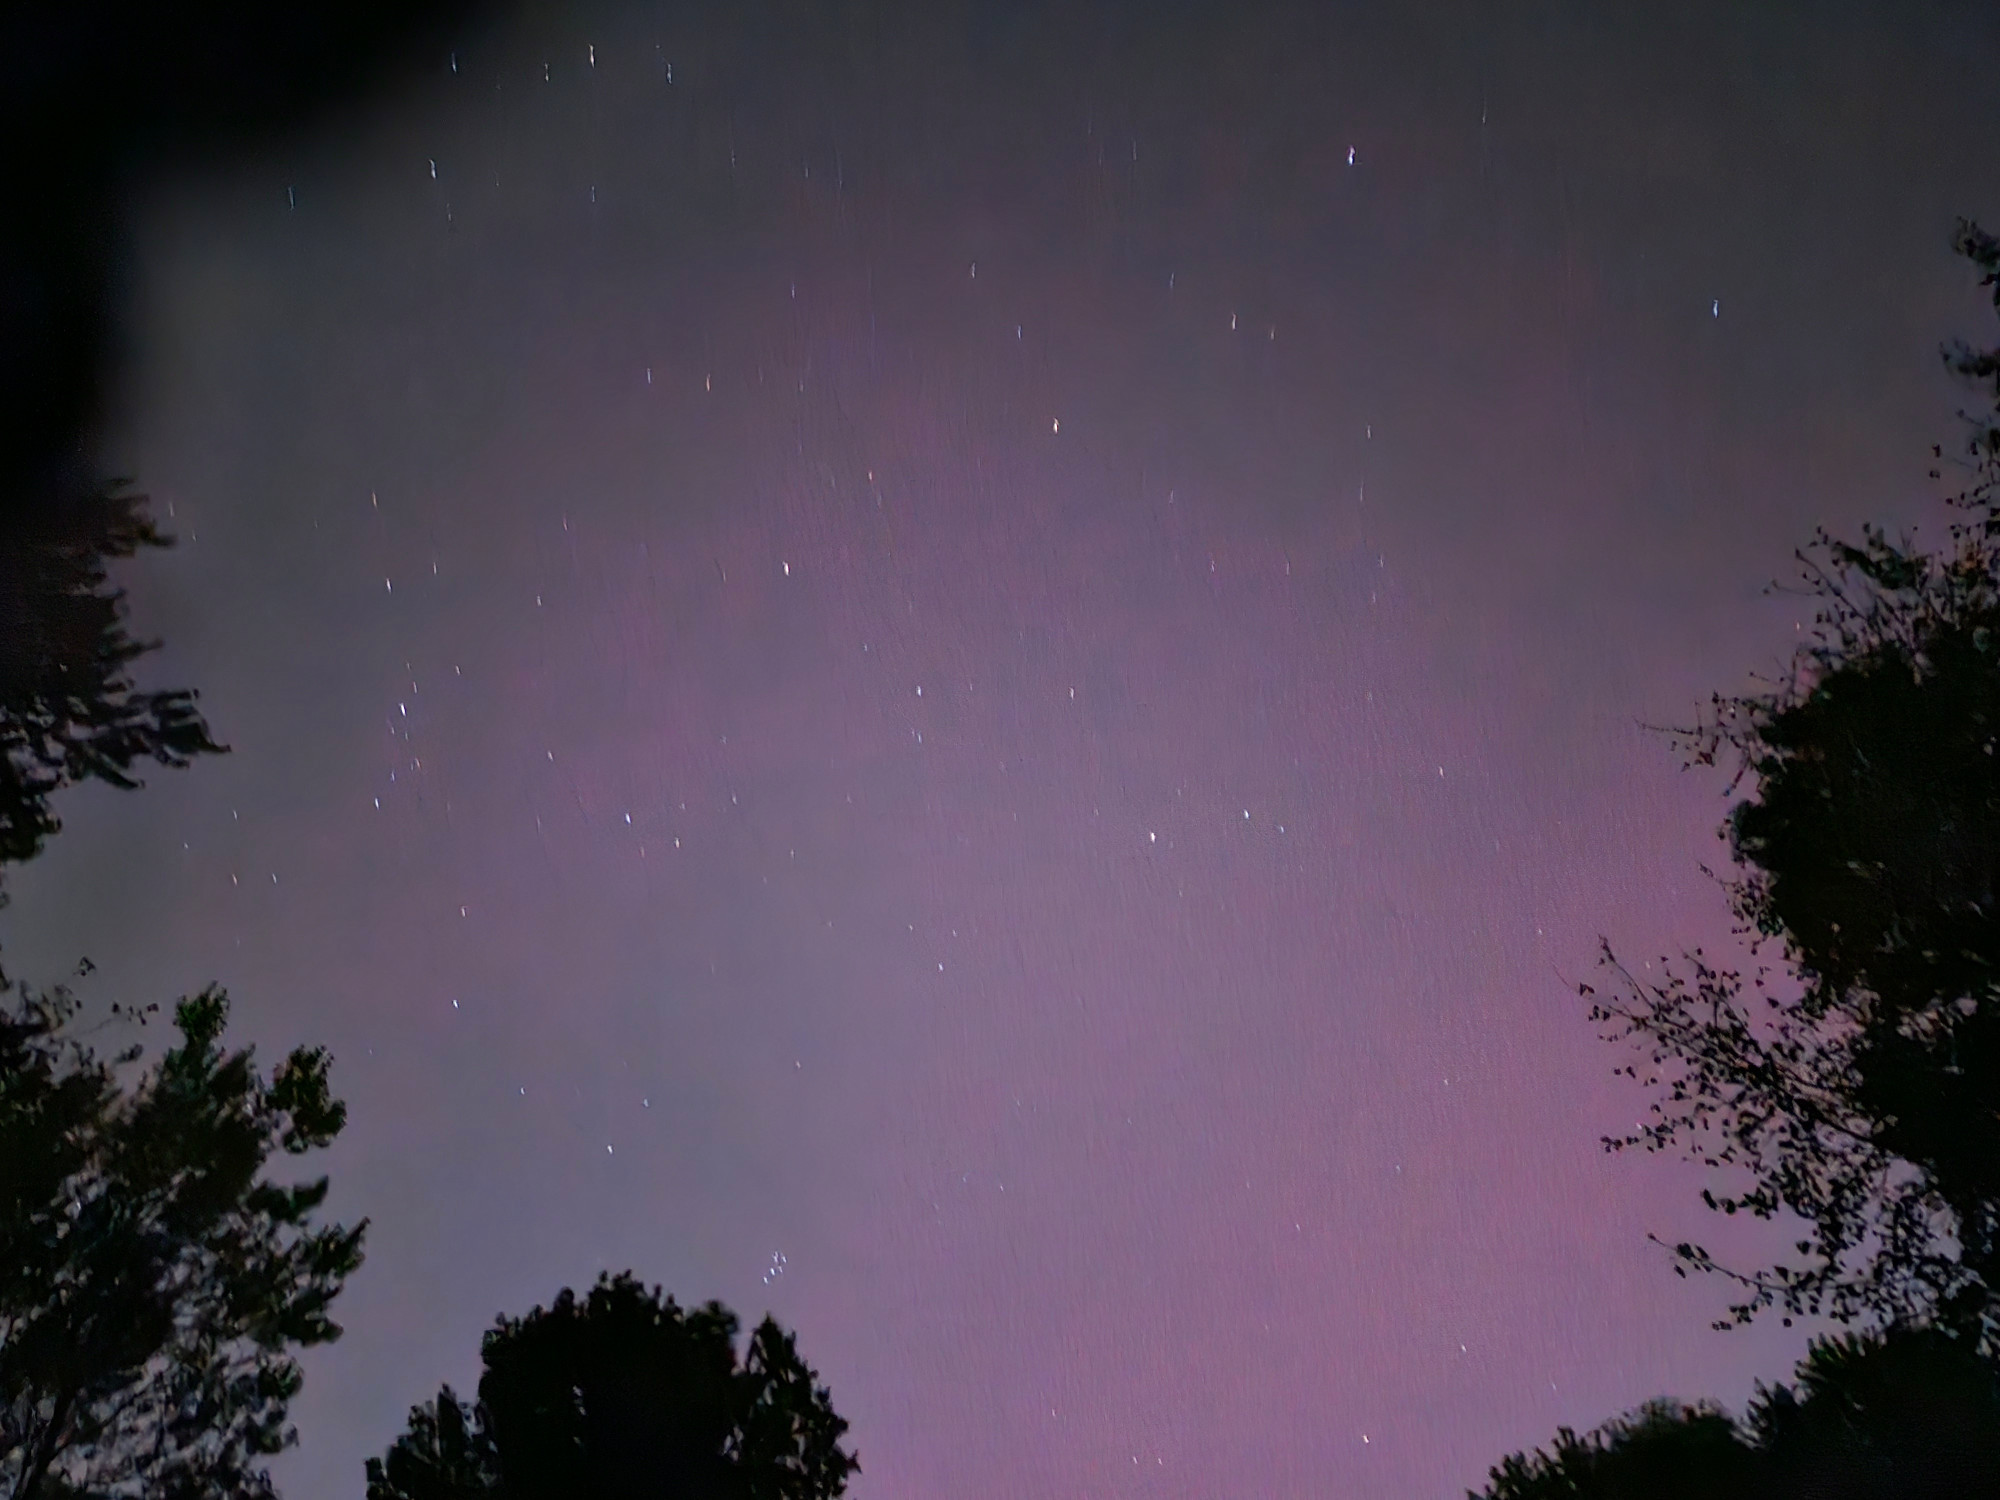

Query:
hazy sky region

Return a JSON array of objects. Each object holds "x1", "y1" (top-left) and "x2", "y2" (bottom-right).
[{"x1": 11, "y1": 2, "x2": 2000, "y2": 1495}]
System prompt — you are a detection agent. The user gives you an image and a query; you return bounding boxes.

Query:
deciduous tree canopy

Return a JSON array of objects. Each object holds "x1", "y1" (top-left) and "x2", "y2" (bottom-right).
[
  {"x1": 0, "y1": 975, "x2": 364, "y2": 1500},
  {"x1": 1589, "y1": 220, "x2": 2000, "y2": 1339},
  {"x1": 0, "y1": 484, "x2": 223, "y2": 877},
  {"x1": 366, "y1": 1273, "x2": 857, "y2": 1500},
  {"x1": 1474, "y1": 1324, "x2": 2000, "y2": 1500}
]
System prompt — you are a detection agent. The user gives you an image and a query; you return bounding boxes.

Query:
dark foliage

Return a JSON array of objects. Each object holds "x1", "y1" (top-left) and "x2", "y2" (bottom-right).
[
  {"x1": 0, "y1": 485, "x2": 225, "y2": 874},
  {"x1": 0, "y1": 10, "x2": 481, "y2": 1499},
  {"x1": 366, "y1": 1273, "x2": 858, "y2": 1500},
  {"x1": 1475, "y1": 1323, "x2": 2000, "y2": 1500},
  {"x1": 361, "y1": 1389, "x2": 497, "y2": 1500},
  {"x1": 1478, "y1": 1400, "x2": 1754, "y2": 1500},
  {"x1": 1584, "y1": 220, "x2": 2000, "y2": 1337},
  {"x1": 2, "y1": 1, "x2": 485, "y2": 880},
  {"x1": 0, "y1": 972, "x2": 364, "y2": 1500}
]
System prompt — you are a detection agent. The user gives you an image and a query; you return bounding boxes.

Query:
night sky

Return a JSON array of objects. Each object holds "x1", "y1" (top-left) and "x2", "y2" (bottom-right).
[{"x1": 11, "y1": 2, "x2": 2000, "y2": 1495}]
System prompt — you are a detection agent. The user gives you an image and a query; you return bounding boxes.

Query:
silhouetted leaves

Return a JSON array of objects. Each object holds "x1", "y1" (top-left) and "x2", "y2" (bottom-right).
[
  {"x1": 1946, "y1": 217, "x2": 2000, "y2": 471},
  {"x1": 1479, "y1": 1400, "x2": 1753, "y2": 1500},
  {"x1": 2, "y1": 1, "x2": 488, "y2": 881},
  {"x1": 0, "y1": 972, "x2": 364, "y2": 1500},
  {"x1": 1586, "y1": 221, "x2": 2000, "y2": 1339},
  {"x1": 1475, "y1": 1324, "x2": 2000, "y2": 1500},
  {"x1": 367, "y1": 1273, "x2": 857, "y2": 1500},
  {"x1": 362, "y1": 1386, "x2": 498, "y2": 1500},
  {"x1": 0, "y1": 483, "x2": 224, "y2": 877}
]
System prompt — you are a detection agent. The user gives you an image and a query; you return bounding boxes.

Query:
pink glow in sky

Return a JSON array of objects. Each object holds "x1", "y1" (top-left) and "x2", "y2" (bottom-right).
[{"x1": 12, "y1": 2, "x2": 2000, "y2": 1495}]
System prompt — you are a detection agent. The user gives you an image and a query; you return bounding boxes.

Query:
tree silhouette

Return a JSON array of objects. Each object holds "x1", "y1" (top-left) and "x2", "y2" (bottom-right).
[
  {"x1": 1478, "y1": 1399, "x2": 1754, "y2": 1500},
  {"x1": 0, "y1": 485, "x2": 225, "y2": 877},
  {"x1": 3, "y1": 0, "x2": 486, "y2": 885},
  {"x1": 1473, "y1": 1324, "x2": 2000, "y2": 1500},
  {"x1": 1, "y1": 17, "x2": 492, "y2": 1497},
  {"x1": 366, "y1": 1273, "x2": 858, "y2": 1500},
  {"x1": 1587, "y1": 219, "x2": 2000, "y2": 1338},
  {"x1": 0, "y1": 974, "x2": 364, "y2": 1500},
  {"x1": 1748, "y1": 1324, "x2": 2000, "y2": 1498},
  {"x1": 360, "y1": 1390, "x2": 496, "y2": 1500}
]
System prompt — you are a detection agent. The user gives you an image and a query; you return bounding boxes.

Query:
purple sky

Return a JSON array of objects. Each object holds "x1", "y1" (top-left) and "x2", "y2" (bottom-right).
[{"x1": 12, "y1": 2, "x2": 2000, "y2": 1495}]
